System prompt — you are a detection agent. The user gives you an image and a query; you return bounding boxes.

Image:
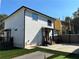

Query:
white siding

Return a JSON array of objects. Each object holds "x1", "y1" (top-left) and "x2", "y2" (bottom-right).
[
  {"x1": 25, "y1": 10, "x2": 54, "y2": 46},
  {"x1": 5, "y1": 8, "x2": 25, "y2": 48},
  {"x1": 5, "y1": 7, "x2": 54, "y2": 48}
]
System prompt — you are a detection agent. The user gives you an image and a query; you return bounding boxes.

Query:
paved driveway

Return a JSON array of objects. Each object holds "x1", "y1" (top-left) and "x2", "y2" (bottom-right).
[
  {"x1": 12, "y1": 51, "x2": 53, "y2": 59},
  {"x1": 12, "y1": 44, "x2": 79, "y2": 59},
  {"x1": 39, "y1": 44, "x2": 79, "y2": 54}
]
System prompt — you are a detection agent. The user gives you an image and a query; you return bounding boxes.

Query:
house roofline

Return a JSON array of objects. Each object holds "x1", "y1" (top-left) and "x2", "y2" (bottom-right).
[
  {"x1": 2, "y1": 6, "x2": 56, "y2": 21},
  {"x1": 2, "y1": 6, "x2": 25, "y2": 21}
]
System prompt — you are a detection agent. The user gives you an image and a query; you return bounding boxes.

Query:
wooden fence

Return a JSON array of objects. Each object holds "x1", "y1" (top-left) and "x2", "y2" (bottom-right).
[
  {"x1": 53, "y1": 34, "x2": 79, "y2": 44},
  {"x1": 0, "y1": 37, "x2": 13, "y2": 50}
]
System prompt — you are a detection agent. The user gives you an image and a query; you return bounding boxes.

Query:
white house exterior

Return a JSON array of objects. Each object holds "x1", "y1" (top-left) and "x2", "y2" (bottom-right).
[{"x1": 4, "y1": 6, "x2": 55, "y2": 48}]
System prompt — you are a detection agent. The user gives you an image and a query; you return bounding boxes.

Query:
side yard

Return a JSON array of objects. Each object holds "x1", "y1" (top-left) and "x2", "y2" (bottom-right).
[
  {"x1": 0, "y1": 47, "x2": 79, "y2": 59},
  {"x1": 0, "y1": 48, "x2": 36, "y2": 59}
]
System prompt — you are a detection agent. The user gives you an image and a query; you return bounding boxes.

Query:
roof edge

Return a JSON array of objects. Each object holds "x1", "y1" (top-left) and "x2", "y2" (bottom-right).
[{"x1": 2, "y1": 6, "x2": 56, "y2": 21}]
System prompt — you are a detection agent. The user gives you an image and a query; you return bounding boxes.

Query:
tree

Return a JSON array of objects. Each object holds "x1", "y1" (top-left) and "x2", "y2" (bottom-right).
[
  {"x1": 73, "y1": 8, "x2": 79, "y2": 18},
  {"x1": 72, "y1": 8, "x2": 79, "y2": 34},
  {"x1": 65, "y1": 16, "x2": 72, "y2": 23},
  {"x1": 72, "y1": 17, "x2": 79, "y2": 34},
  {"x1": 0, "y1": 14, "x2": 8, "y2": 30},
  {"x1": 64, "y1": 16, "x2": 72, "y2": 34},
  {"x1": 0, "y1": 14, "x2": 8, "y2": 21}
]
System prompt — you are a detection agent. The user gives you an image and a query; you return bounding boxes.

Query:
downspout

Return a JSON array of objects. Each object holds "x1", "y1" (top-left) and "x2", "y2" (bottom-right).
[{"x1": 23, "y1": 8, "x2": 26, "y2": 48}]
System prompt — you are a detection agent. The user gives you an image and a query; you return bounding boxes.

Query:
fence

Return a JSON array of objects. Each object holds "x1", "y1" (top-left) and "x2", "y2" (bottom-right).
[
  {"x1": 0, "y1": 37, "x2": 13, "y2": 50},
  {"x1": 53, "y1": 34, "x2": 79, "y2": 44}
]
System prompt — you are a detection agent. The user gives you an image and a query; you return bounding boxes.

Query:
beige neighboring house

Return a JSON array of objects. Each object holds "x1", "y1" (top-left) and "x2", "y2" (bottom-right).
[{"x1": 54, "y1": 19, "x2": 62, "y2": 35}]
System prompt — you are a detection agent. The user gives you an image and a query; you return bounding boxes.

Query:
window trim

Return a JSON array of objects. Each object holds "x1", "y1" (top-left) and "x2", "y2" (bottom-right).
[
  {"x1": 32, "y1": 13, "x2": 38, "y2": 20},
  {"x1": 48, "y1": 20, "x2": 52, "y2": 26}
]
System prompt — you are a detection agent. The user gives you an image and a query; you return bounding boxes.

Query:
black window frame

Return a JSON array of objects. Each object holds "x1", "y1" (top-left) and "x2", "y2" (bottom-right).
[{"x1": 48, "y1": 20, "x2": 52, "y2": 26}]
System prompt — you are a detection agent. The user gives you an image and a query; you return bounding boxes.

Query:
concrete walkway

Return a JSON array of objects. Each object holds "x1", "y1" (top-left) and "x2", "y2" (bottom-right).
[
  {"x1": 39, "y1": 44, "x2": 79, "y2": 54},
  {"x1": 12, "y1": 44, "x2": 79, "y2": 59},
  {"x1": 12, "y1": 51, "x2": 53, "y2": 59}
]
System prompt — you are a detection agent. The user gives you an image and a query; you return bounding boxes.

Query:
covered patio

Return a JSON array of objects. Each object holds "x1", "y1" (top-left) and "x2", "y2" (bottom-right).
[{"x1": 42, "y1": 27, "x2": 55, "y2": 46}]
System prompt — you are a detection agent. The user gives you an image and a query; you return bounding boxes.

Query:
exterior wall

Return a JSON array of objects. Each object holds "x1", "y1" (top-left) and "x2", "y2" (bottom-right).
[
  {"x1": 5, "y1": 8, "x2": 25, "y2": 48},
  {"x1": 4, "y1": 7, "x2": 54, "y2": 48},
  {"x1": 25, "y1": 10, "x2": 54, "y2": 46}
]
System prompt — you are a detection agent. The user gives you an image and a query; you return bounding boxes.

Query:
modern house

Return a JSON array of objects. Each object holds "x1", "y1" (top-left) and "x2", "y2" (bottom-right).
[{"x1": 4, "y1": 6, "x2": 56, "y2": 48}]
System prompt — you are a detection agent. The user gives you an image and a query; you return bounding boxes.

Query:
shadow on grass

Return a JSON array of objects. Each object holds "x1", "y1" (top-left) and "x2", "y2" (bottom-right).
[
  {"x1": 65, "y1": 53, "x2": 79, "y2": 59},
  {"x1": 35, "y1": 47, "x2": 79, "y2": 59},
  {"x1": 65, "y1": 49, "x2": 79, "y2": 59}
]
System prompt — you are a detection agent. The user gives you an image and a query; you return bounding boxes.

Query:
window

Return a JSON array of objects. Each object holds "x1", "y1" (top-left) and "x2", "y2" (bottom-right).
[
  {"x1": 48, "y1": 20, "x2": 52, "y2": 26},
  {"x1": 32, "y1": 13, "x2": 38, "y2": 20}
]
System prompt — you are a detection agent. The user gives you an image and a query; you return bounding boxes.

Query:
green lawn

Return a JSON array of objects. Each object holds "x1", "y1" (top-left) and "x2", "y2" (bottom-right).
[
  {"x1": 0, "y1": 47, "x2": 79, "y2": 59},
  {"x1": 0, "y1": 48, "x2": 36, "y2": 59}
]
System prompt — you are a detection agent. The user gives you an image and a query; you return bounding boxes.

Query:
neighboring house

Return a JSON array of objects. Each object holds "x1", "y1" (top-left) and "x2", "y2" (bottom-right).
[
  {"x1": 54, "y1": 19, "x2": 62, "y2": 35},
  {"x1": 54, "y1": 20, "x2": 74, "y2": 35},
  {"x1": 4, "y1": 6, "x2": 56, "y2": 48}
]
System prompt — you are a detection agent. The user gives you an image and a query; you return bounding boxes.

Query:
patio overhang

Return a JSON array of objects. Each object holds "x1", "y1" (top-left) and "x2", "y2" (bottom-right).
[
  {"x1": 42, "y1": 26, "x2": 55, "y2": 46},
  {"x1": 42, "y1": 26, "x2": 54, "y2": 30}
]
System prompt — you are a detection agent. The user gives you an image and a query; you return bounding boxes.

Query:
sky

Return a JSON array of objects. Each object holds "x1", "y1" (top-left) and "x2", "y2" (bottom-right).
[
  {"x1": 0, "y1": 0, "x2": 79, "y2": 20},
  {"x1": 0, "y1": 0, "x2": 1, "y2": 8}
]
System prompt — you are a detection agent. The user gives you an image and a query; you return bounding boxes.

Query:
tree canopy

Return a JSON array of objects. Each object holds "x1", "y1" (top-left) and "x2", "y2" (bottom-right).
[
  {"x1": 0, "y1": 14, "x2": 8, "y2": 21},
  {"x1": 71, "y1": 8, "x2": 79, "y2": 34},
  {"x1": 65, "y1": 16, "x2": 72, "y2": 23}
]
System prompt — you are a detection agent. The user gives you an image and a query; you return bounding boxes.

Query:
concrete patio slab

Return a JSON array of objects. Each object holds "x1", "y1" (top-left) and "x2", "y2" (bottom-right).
[
  {"x1": 39, "y1": 44, "x2": 79, "y2": 54},
  {"x1": 12, "y1": 51, "x2": 53, "y2": 59}
]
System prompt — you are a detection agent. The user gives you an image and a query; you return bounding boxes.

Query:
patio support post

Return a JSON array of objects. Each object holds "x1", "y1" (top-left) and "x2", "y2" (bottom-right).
[{"x1": 52, "y1": 29, "x2": 55, "y2": 44}]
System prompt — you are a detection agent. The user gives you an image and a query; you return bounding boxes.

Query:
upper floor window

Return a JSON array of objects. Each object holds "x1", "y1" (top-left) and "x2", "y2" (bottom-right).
[
  {"x1": 48, "y1": 20, "x2": 52, "y2": 26},
  {"x1": 32, "y1": 13, "x2": 38, "y2": 20}
]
